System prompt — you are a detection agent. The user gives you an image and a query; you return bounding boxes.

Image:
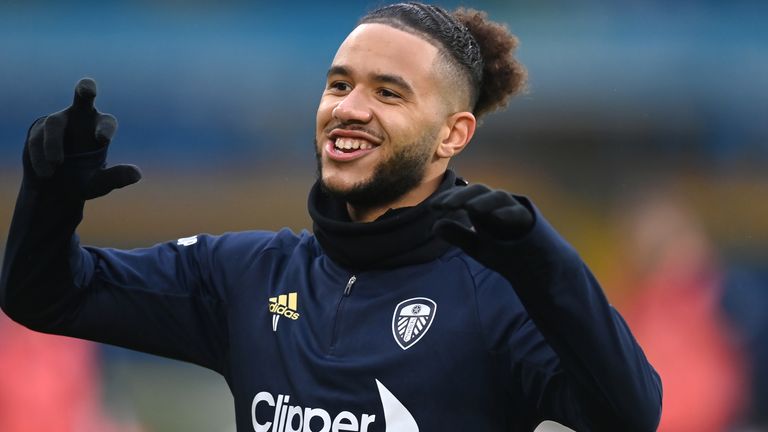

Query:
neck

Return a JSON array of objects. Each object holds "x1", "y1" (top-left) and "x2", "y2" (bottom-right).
[{"x1": 346, "y1": 171, "x2": 444, "y2": 222}]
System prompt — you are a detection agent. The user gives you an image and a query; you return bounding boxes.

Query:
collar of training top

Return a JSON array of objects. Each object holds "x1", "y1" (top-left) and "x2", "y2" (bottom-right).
[{"x1": 308, "y1": 170, "x2": 469, "y2": 271}]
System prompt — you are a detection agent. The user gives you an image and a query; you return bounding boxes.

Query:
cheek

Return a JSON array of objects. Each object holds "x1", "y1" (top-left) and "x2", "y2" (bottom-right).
[
  {"x1": 315, "y1": 98, "x2": 335, "y2": 132},
  {"x1": 315, "y1": 108, "x2": 333, "y2": 154},
  {"x1": 390, "y1": 115, "x2": 431, "y2": 146}
]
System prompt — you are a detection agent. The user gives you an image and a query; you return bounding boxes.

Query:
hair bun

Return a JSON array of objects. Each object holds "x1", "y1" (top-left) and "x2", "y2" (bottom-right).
[{"x1": 453, "y1": 8, "x2": 527, "y2": 117}]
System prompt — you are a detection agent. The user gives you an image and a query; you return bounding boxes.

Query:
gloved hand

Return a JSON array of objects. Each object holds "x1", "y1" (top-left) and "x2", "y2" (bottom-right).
[
  {"x1": 431, "y1": 184, "x2": 535, "y2": 274},
  {"x1": 25, "y1": 77, "x2": 141, "y2": 200}
]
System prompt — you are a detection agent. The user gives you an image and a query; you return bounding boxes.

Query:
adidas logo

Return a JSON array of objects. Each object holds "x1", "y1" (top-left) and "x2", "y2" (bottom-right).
[{"x1": 269, "y1": 292, "x2": 300, "y2": 332}]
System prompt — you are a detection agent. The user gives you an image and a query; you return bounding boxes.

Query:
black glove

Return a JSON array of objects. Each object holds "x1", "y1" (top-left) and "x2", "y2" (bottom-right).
[
  {"x1": 25, "y1": 77, "x2": 141, "y2": 200},
  {"x1": 431, "y1": 184, "x2": 535, "y2": 272}
]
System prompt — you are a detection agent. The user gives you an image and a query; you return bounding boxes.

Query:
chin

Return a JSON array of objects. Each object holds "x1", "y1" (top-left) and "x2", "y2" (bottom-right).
[
  {"x1": 321, "y1": 170, "x2": 366, "y2": 195},
  {"x1": 320, "y1": 157, "x2": 370, "y2": 187}
]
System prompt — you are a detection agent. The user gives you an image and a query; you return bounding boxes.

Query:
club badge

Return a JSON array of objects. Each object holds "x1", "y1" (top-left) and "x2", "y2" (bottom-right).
[{"x1": 392, "y1": 297, "x2": 437, "y2": 350}]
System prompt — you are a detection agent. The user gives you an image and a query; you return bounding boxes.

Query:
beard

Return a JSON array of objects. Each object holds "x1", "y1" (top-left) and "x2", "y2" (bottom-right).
[{"x1": 315, "y1": 129, "x2": 437, "y2": 211}]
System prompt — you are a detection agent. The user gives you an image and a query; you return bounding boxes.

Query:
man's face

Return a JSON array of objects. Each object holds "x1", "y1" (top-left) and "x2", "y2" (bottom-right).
[{"x1": 315, "y1": 23, "x2": 448, "y2": 208}]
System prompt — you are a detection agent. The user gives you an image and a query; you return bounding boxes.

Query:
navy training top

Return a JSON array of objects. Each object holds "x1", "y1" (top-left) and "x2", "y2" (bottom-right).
[{"x1": 0, "y1": 149, "x2": 662, "y2": 431}]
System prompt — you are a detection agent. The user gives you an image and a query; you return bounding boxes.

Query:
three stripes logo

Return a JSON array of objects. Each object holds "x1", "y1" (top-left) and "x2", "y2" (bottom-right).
[
  {"x1": 392, "y1": 297, "x2": 436, "y2": 350},
  {"x1": 269, "y1": 292, "x2": 300, "y2": 332}
]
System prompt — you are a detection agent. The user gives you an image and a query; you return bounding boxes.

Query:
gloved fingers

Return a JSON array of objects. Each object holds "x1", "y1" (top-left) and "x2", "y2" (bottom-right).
[
  {"x1": 63, "y1": 79, "x2": 100, "y2": 153},
  {"x1": 486, "y1": 205, "x2": 534, "y2": 239},
  {"x1": 431, "y1": 184, "x2": 490, "y2": 210},
  {"x1": 466, "y1": 199, "x2": 533, "y2": 238},
  {"x1": 27, "y1": 118, "x2": 54, "y2": 177},
  {"x1": 453, "y1": 190, "x2": 533, "y2": 240},
  {"x1": 95, "y1": 113, "x2": 118, "y2": 146},
  {"x1": 84, "y1": 164, "x2": 142, "y2": 200},
  {"x1": 433, "y1": 219, "x2": 479, "y2": 254},
  {"x1": 72, "y1": 78, "x2": 97, "y2": 112},
  {"x1": 43, "y1": 110, "x2": 67, "y2": 165},
  {"x1": 463, "y1": 190, "x2": 515, "y2": 233},
  {"x1": 490, "y1": 204, "x2": 532, "y2": 223},
  {"x1": 463, "y1": 190, "x2": 513, "y2": 215}
]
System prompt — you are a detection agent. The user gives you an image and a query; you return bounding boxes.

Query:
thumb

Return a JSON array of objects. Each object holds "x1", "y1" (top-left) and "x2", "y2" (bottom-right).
[
  {"x1": 95, "y1": 113, "x2": 118, "y2": 146},
  {"x1": 84, "y1": 164, "x2": 142, "y2": 200},
  {"x1": 433, "y1": 219, "x2": 479, "y2": 255}
]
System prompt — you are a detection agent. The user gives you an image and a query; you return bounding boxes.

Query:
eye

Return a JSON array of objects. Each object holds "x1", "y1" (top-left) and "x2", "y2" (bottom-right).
[
  {"x1": 328, "y1": 81, "x2": 351, "y2": 92},
  {"x1": 378, "y1": 88, "x2": 401, "y2": 99}
]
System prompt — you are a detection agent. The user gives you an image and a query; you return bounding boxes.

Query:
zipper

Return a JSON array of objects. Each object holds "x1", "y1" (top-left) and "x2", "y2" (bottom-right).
[
  {"x1": 343, "y1": 275, "x2": 357, "y2": 296},
  {"x1": 329, "y1": 275, "x2": 357, "y2": 355}
]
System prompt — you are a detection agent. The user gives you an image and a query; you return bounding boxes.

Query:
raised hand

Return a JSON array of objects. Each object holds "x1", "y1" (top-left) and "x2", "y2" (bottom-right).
[
  {"x1": 25, "y1": 78, "x2": 141, "y2": 200},
  {"x1": 431, "y1": 184, "x2": 534, "y2": 265}
]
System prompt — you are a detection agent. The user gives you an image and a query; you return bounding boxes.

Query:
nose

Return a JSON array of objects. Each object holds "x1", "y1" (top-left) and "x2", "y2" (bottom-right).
[{"x1": 332, "y1": 88, "x2": 373, "y2": 124}]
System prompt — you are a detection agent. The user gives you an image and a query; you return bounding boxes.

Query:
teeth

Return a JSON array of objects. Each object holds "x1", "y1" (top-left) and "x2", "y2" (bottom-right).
[{"x1": 335, "y1": 137, "x2": 375, "y2": 150}]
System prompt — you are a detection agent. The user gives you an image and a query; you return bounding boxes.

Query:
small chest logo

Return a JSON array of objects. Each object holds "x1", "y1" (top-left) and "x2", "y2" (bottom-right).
[
  {"x1": 269, "y1": 293, "x2": 300, "y2": 332},
  {"x1": 176, "y1": 235, "x2": 198, "y2": 246},
  {"x1": 392, "y1": 297, "x2": 437, "y2": 350}
]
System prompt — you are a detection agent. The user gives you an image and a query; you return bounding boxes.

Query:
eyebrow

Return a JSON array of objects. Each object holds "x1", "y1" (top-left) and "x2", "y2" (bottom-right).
[{"x1": 327, "y1": 65, "x2": 415, "y2": 96}]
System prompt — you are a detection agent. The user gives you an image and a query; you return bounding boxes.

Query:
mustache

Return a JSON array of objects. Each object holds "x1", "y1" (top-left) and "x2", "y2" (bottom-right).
[{"x1": 323, "y1": 122, "x2": 385, "y2": 141}]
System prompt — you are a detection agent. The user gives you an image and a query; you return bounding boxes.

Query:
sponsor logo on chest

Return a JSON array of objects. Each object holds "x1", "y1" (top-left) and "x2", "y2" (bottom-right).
[{"x1": 251, "y1": 379, "x2": 418, "y2": 431}]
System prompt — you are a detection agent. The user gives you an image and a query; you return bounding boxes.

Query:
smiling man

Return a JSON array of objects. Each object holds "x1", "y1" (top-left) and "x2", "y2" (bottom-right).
[
  {"x1": 1, "y1": 2, "x2": 661, "y2": 431},
  {"x1": 315, "y1": 20, "x2": 472, "y2": 223}
]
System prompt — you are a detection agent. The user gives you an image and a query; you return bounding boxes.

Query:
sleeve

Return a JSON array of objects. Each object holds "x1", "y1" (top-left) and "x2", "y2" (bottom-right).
[
  {"x1": 1, "y1": 147, "x2": 263, "y2": 375},
  {"x1": 474, "y1": 199, "x2": 662, "y2": 432}
]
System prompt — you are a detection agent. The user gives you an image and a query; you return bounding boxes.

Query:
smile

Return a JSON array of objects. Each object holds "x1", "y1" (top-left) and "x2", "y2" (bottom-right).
[
  {"x1": 324, "y1": 128, "x2": 382, "y2": 161},
  {"x1": 325, "y1": 139, "x2": 378, "y2": 161},
  {"x1": 335, "y1": 137, "x2": 376, "y2": 151}
]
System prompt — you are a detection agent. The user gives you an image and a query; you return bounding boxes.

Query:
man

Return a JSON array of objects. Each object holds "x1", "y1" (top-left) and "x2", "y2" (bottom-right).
[{"x1": 1, "y1": 2, "x2": 661, "y2": 431}]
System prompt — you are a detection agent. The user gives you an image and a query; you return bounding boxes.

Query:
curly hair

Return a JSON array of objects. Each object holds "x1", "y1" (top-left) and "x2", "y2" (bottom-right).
[{"x1": 359, "y1": 2, "x2": 527, "y2": 118}]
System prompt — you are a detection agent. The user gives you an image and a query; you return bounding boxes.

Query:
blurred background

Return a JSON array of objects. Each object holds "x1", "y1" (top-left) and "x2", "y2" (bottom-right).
[{"x1": 1, "y1": 0, "x2": 767, "y2": 430}]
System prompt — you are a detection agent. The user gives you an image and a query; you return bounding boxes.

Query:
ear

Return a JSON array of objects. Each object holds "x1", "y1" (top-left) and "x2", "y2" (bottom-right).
[{"x1": 435, "y1": 111, "x2": 476, "y2": 159}]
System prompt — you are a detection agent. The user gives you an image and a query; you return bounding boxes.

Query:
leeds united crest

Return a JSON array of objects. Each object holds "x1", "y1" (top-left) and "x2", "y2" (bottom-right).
[{"x1": 392, "y1": 297, "x2": 437, "y2": 350}]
